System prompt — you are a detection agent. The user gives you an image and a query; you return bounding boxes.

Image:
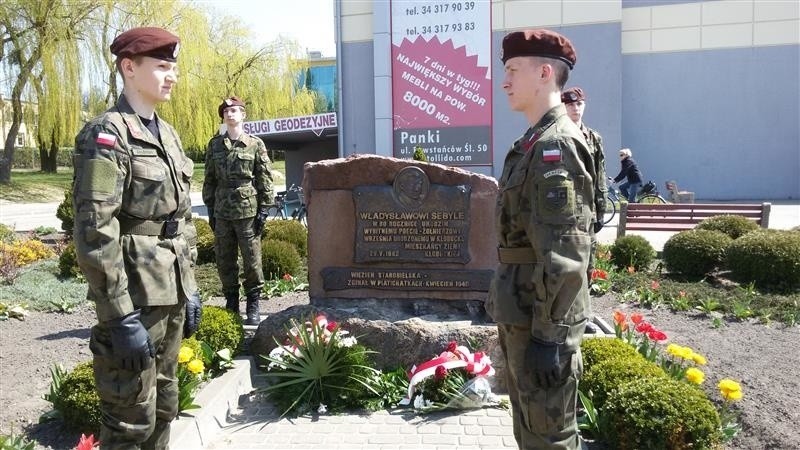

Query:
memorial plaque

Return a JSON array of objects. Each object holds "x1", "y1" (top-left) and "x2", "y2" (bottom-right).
[
  {"x1": 322, "y1": 267, "x2": 493, "y2": 291},
  {"x1": 354, "y1": 167, "x2": 471, "y2": 264}
]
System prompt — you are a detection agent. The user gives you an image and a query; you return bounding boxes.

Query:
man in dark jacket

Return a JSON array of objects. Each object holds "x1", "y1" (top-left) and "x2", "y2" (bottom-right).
[{"x1": 613, "y1": 147, "x2": 643, "y2": 202}]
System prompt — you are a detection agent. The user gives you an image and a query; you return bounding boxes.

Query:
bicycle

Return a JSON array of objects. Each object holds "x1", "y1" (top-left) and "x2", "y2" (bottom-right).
[
  {"x1": 267, "y1": 184, "x2": 307, "y2": 226},
  {"x1": 602, "y1": 180, "x2": 667, "y2": 225}
]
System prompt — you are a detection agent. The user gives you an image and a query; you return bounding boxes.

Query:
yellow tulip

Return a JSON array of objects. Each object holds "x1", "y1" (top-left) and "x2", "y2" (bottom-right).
[
  {"x1": 723, "y1": 389, "x2": 743, "y2": 401},
  {"x1": 666, "y1": 344, "x2": 682, "y2": 356},
  {"x1": 691, "y1": 353, "x2": 707, "y2": 365},
  {"x1": 178, "y1": 346, "x2": 194, "y2": 363},
  {"x1": 718, "y1": 378, "x2": 741, "y2": 393},
  {"x1": 187, "y1": 359, "x2": 205, "y2": 374},
  {"x1": 685, "y1": 367, "x2": 705, "y2": 384}
]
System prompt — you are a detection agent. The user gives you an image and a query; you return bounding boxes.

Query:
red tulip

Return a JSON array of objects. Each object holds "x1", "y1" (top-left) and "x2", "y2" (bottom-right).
[
  {"x1": 635, "y1": 321, "x2": 653, "y2": 333},
  {"x1": 446, "y1": 341, "x2": 458, "y2": 353},
  {"x1": 435, "y1": 365, "x2": 448, "y2": 380},
  {"x1": 613, "y1": 310, "x2": 626, "y2": 325},
  {"x1": 647, "y1": 329, "x2": 668, "y2": 342},
  {"x1": 630, "y1": 312, "x2": 644, "y2": 325}
]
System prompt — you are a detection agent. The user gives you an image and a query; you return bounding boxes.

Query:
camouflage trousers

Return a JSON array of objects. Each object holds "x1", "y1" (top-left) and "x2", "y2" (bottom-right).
[
  {"x1": 497, "y1": 323, "x2": 584, "y2": 450},
  {"x1": 90, "y1": 300, "x2": 185, "y2": 449},
  {"x1": 214, "y1": 217, "x2": 264, "y2": 297}
]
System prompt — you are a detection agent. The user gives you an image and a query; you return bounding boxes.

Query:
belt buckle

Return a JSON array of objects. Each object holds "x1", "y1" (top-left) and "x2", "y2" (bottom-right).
[{"x1": 163, "y1": 220, "x2": 179, "y2": 238}]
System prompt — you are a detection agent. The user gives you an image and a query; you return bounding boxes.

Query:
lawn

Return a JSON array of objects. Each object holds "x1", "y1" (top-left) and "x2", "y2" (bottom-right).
[{"x1": 0, "y1": 160, "x2": 287, "y2": 203}]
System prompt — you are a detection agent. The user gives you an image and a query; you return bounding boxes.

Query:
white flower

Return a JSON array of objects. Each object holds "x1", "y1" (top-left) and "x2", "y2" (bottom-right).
[
  {"x1": 338, "y1": 336, "x2": 357, "y2": 348},
  {"x1": 413, "y1": 394, "x2": 426, "y2": 409},
  {"x1": 317, "y1": 403, "x2": 327, "y2": 414}
]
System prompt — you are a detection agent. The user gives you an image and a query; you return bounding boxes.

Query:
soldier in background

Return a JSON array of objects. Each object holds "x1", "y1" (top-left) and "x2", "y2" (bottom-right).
[
  {"x1": 203, "y1": 96, "x2": 274, "y2": 325},
  {"x1": 72, "y1": 27, "x2": 202, "y2": 447},
  {"x1": 487, "y1": 29, "x2": 596, "y2": 449},
  {"x1": 562, "y1": 87, "x2": 608, "y2": 332}
]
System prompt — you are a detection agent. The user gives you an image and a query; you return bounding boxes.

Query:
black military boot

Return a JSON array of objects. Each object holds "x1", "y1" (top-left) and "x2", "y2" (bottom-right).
[
  {"x1": 245, "y1": 291, "x2": 261, "y2": 326},
  {"x1": 224, "y1": 292, "x2": 240, "y2": 314}
]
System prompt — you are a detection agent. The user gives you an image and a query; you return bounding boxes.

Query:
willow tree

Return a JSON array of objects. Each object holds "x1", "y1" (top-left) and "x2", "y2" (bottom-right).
[{"x1": 0, "y1": 0, "x2": 100, "y2": 181}]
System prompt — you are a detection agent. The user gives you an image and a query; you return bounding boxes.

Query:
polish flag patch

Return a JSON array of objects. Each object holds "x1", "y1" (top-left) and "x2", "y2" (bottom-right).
[
  {"x1": 96, "y1": 132, "x2": 117, "y2": 147},
  {"x1": 542, "y1": 149, "x2": 562, "y2": 162}
]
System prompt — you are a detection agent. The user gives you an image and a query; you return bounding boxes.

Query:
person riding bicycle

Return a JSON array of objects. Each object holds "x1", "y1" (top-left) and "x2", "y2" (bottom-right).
[{"x1": 611, "y1": 148, "x2": 644, "y2": 202}]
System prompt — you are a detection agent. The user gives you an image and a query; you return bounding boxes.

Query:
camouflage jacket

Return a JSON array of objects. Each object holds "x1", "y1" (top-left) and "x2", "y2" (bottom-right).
[
  {"x1": 486, "y1": 104, "x2": 596, "y2": 352},
  {"x1": 202, "y1": 132, "x2": 274, "y2": 220},
  {"x1": 72, "y1": 95, "x2": 198, "y2": 322},
  {"x1": 582, "y1": 124, "x2": 607, "y2": 223}
]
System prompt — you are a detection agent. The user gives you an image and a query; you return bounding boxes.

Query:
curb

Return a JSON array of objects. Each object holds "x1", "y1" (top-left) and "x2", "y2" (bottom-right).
[{"x1": 169, "y1": 356, "x2": 255, "y2": 449}]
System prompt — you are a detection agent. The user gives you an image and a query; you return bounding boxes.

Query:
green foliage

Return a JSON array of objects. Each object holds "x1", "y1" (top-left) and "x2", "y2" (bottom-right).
[
  {"x1": 40, "y1": 363, "x2": 69, "y2": 422},
  {"x1": 9, "y1": 147, "x2": 74, "y2": 169},
  {"x1": 366, "y1": 366, "x2": 410, "y2": 409},
  {"x1": 193, "y1": 263, "x2": 222, "y2": 300},
  {"x1": 601, "y1": 377, "x2": 722, "y2": 450},
  {"x1": 33, "y1": 226, "x2": 58, "y2": 236},
  {"x1": 194, "y1": 218, "x2": 216, "y2": 265},
  {"x1": 53, "y1": 361, "x2": 101, "y2": 434},
  {"x1": 195, "y1": 306, "x2": 245, "y2": 356},
  {"x1": 0, "y1": 259, "x2": 87, "y2": 311},
  {"x1": 0, "y1": 223, "x2": 17, "y2": 244},
  {"x1": 263, "y1": 219, "x2": 308, "y2": 257},
  {"x1": 581, "y1": 337, "x2": 641, "y2": 373},
  {"x1": 726, "y1": 230, "x2": 800, "y2": 290},
  {"x1": 58, "y1": 241, "x2": 82, "y2": 279},
  {"x1": 56, "y1": 187, "x2": 74, "y2": 238},
  {"x1": 261, "y1": 238, "x2": 302, "y2": 280},
  {"x1": 581, "y1": 354, "x2": 667, "y2": 409},
  {"x1": 663, "y1": 230, "x2": 732, "y2": 278},
  {"x1": 412, "y1": 146, "x2": 428, "y2": 162},
  {"x1": 696, "y1": 215, "x2": 759, "y2": 239},
  {"x1": 0, "y1": 432, "x2": 35, "y2": 450},
  {"x1": 260, "y1": 315, "x2": 380, "y2": 417},
  {"x1": 610, "y1": 235, "x2": 656, "y2": 271},
  {"x1": 264, "y1": 274, "x2": 309, "y2": 298}
]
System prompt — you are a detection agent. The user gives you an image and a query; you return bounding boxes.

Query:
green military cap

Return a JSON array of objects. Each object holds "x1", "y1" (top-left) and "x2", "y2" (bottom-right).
[
  {"x1": 500, "y1": 29, "x2": 576, "y2": 69},
  {"x1": 110, "y1": 27, "x2": 180, "y2": 62}
]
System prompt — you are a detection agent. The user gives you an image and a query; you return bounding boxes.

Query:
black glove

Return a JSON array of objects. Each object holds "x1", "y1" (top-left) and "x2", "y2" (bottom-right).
[
  {"x1": 208, "y1": 212, "x2": 216, "y2": 231},
  {"x1": 593, "y1": 221, "x2": 603, "y2": 233},
  {"x1": 253, "y1": 207, "x2": 268, "y2": 236},
  {"x1": 108, "y1": 310, "x2": 155, "y2": 372},
  {"x1": 184, "y1": 291, "x2": 202, "y2": 338},
  {"x1": 525, "y1": 338, "x2": 569, "y2": 389}
]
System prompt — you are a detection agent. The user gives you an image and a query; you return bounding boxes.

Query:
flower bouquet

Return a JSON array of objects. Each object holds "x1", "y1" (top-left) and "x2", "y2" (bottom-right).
[{"x1": 400, "y1": 341, "x2": 500, "y2": 412}]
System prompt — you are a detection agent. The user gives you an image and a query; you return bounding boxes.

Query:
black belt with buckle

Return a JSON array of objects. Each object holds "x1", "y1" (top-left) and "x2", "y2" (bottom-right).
[{"x1": 163, "y1": 219, "x2": 180, "y2": 238}]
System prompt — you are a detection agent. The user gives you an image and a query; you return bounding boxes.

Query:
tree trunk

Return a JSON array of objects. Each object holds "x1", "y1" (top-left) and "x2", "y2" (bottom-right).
[
  {"x1": 43, "y1": 140, "x2": 59, "y2": 173},
  {"x1": 0, "y1": 124, "x2": 20, "y2": 184}
]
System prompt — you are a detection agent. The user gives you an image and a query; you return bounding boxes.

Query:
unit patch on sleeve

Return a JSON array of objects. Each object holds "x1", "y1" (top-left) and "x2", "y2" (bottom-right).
[{"x1": 543, "y1": 168, "x2": 568, "y2": 179}]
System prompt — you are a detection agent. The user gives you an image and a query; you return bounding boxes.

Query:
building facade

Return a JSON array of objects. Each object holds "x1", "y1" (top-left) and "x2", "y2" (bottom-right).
[{"x1": 334, "y1": 0, "x2": 799, "y2": 200}]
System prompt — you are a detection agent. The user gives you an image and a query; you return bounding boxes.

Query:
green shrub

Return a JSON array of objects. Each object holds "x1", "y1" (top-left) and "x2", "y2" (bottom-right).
[
  {"x1": 696, "y1": 215, "x2": 759, "y2": 239},
  {"x1": 10, "y1": 146, "x2": 74, "y2": 169},
  {"x1": 0, "y1": 223, "x2": 16, "y2": 244},
  {"x1": 581, "y1": 354, "x2": 666, "y2": 409},
  {"x1": 601, "y1": 377, "x2": 722, "y2": 450},
  {"x1": 261, "y1": 238, "x2": 301, "y2": 279},
  {"x1": 581, "y1": 337, "x2": 640, "y2": 373},
  {"x1": 412, "y1": 146, "x2": 428, "y2": 162},
  {"x1": 610, "y1": 235, "x2": 656, "y2": 271},
  {"x1": 195, "y1": 305, "x2": 244, "y2": 356},
  {"x1": 194, "y1": 218, "x2": 216, "y2": 265},
  {"x1": 263, "y1": 220, "x2": 308, "y2": 257},
  {"x1": 58, "y1": 241, "x2": 82, "y2": 278},
  {"x1": 663, "y1": 230, "x2": 732, "y2": 278},
  {"x1": 55, "y1": 187, "x2": 74, "y2": 238},
  {"x1": 726, "y1": 230, "x2": 800, "y2": 290},
  {"x1": 53, "y1": 361, "x2": 101, "y2": 434},
  {"x1": 181, "y1": 335, "x2": 204, "y2": 358}
]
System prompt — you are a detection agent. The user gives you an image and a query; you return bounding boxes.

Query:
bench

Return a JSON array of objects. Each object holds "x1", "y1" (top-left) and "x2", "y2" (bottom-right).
[{"x1": 617, "y1": 202, "x2": 771, "y2": 238}]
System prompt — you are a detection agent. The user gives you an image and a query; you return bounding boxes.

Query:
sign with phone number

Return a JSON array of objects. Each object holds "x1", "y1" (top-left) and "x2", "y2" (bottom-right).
[{"x1": 390, "y1": 0, "x2": 492, "y2": 166}]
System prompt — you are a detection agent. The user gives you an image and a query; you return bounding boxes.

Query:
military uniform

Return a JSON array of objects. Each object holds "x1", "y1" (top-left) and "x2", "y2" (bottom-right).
[
  {"x1": 73, "y1": 94, "x2": 198, "y2": 447},
  {"x1": 581, "y1": 124, "x2": 607, "y2": 289},
  {"x1": 487, "y1": 103, "x2": 595, "y2": 450},
  {"x1": 202, "y1": 126, "x2": 273, "y2": 320}
]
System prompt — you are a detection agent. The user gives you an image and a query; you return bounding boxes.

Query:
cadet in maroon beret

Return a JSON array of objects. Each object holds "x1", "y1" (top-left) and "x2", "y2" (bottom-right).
[
  {"x1": 72, "y1": 26, "x2": 201, "y2": 448},
  {"x1": 488, "y1": 29, "x2": 598, "y2": 450}
]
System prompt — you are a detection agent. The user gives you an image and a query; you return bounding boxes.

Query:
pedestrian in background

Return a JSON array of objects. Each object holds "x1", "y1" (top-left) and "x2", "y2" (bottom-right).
[
  {"x1": 487, "y1": 29, "x2": 596, "y2": 449},
  {"x1": 202, "y1": 96, "x2": 274, "y2": 325},
  {"x1": 72, "y1": 26, "x2": 202, "y2": 448},
  {"x1": 613, "y1": 147, "x2": 643, "y2": 202}
]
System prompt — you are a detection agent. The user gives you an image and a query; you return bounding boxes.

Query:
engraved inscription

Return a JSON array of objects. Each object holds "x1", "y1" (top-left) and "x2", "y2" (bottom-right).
[
  {"x1": 354, "y1": 183, "x2": 471, "y2": 263},
  {"x1": 322, "y1": 267, "x2": 493, "y2": 291}
]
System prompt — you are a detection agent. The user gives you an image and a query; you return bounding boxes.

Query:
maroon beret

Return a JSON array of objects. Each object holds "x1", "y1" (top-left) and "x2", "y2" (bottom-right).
[
  {"x1": 501, "y1": 29, "x2": 576, "y2": 69},
  {"x1": 110, "y1": 27, "x2": 180, "y2": 62},
  {"x1": 218, "y1": 96, "x2": 246, "y2": 117},
  {"x1": 562, "y1": 87, "x2": 585, "y2": 104}
]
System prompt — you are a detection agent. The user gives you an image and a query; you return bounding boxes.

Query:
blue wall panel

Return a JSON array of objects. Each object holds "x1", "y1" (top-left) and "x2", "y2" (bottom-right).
[
  {"x1": 622, "y1": 45, "x2": 800, "y2": 200},
  {"x1": 340, "y1": 41, "x2": 376, "y2": 156}
]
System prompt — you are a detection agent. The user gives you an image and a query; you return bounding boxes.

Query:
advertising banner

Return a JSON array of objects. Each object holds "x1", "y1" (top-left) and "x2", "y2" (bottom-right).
[
  {"x1": 390, "y1": 0, "x2": 492, "y2": 166},
  {"x1": 243, "y1": 112, "x2": 337, "y2": 137}
]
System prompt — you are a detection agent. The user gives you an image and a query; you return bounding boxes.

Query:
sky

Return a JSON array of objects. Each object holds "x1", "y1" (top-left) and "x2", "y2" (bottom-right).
[{"x1": 190, "y1": 0, "x2": 336, "y2": 57}]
